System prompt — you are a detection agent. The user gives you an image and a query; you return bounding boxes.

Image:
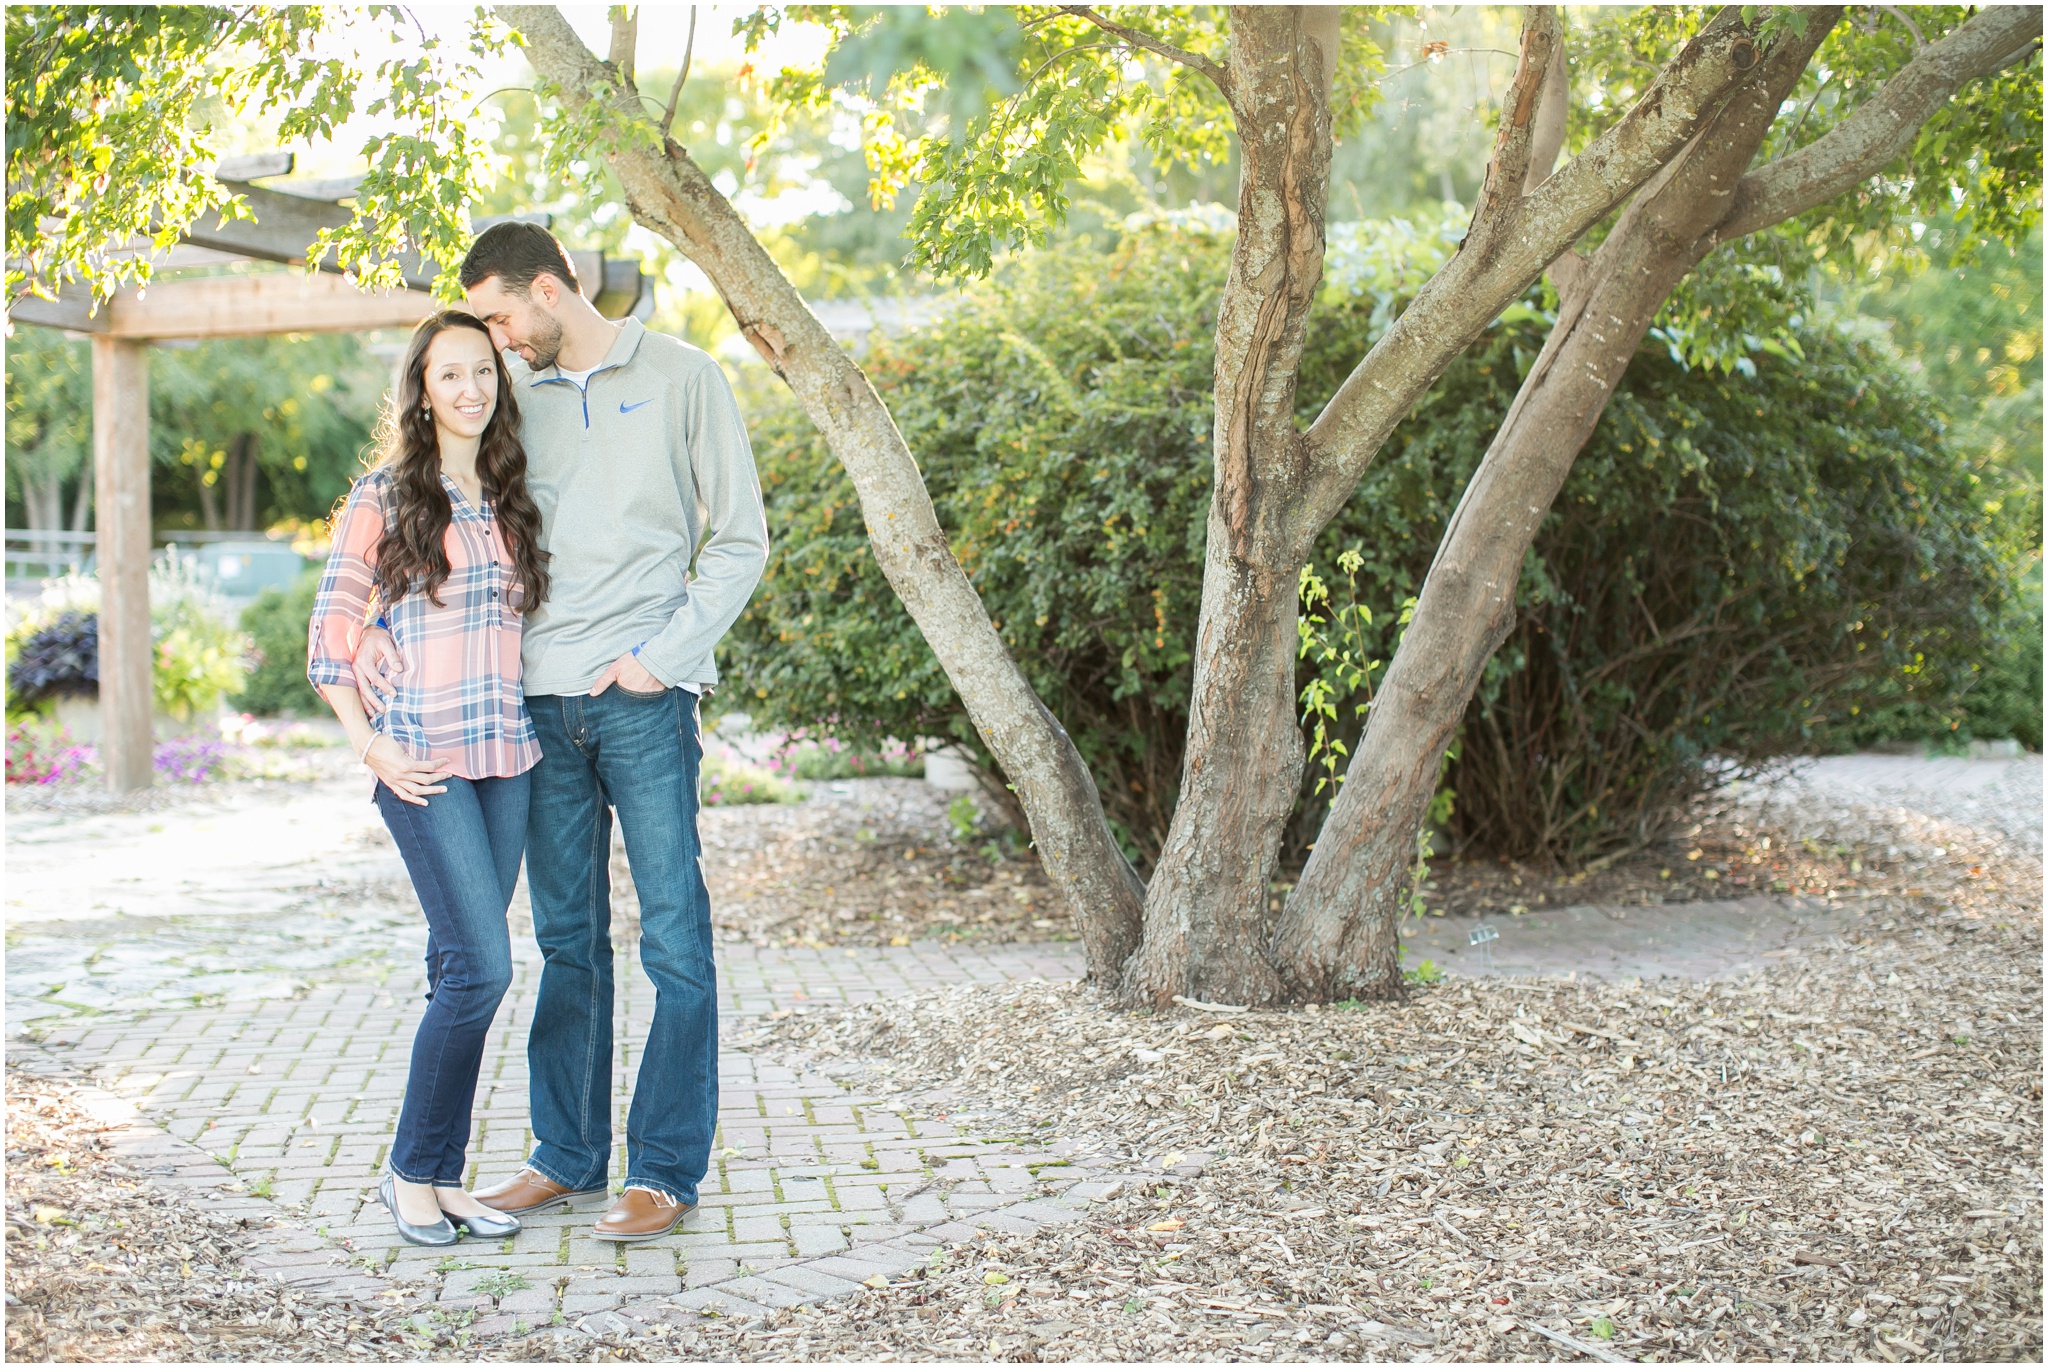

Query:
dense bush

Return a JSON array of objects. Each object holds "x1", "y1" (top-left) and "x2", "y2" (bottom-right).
[
  {"x1": 1421, "y1": 330, "x2": 2028, "y2": 860},
  {"x1": 231, "y1": 569, "x2": 325, "y2": 717},
  {"x1": 6, "y1": 611, "x2": 97, "y2": 707},
  {"x1": 1835, "y1": 568, "x2": 2044, "y2": 754},
  {"x1": 726, "y1": 227, "x2": 2033, "y2": 870}
]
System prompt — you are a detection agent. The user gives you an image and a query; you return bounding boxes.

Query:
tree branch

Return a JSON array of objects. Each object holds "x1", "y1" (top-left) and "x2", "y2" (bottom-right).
[
  {"x1": 1021, "y1": 39, "x2": 1115, "y2": 90},
  {"x1": 1297, "y1": 8, "x2": 1761, "y2": 532},
  {"x1": 1470, "y1": 7, "x2": 1562, "y2": 231},
  {"x1": 662, "y1": 5, "x2": 698, "y2": 142},
  {"x1": 1878, "y1": 5, "x2": 1925, "y2": 49},
  {"x1": 1720, "y1": 4, "x2": 2043, "y2": 240},
  {"x1": 1058, "y1": 5, "x2": 1230, "y2": 95},
  {"x1": 1523, "y1": 27, "x2": 1569, "y2": 194},
  {"x1": 607, "y1": 5, "x2": 637, "y2": 94},
  {"x1": 1644, "y1": 9, "x2": 1838, "y2": 241}
]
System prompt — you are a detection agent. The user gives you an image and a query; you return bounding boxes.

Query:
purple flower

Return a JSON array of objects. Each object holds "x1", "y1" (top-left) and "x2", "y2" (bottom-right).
[{"x1": 154, "y1": 736, "x2": 225, "y2": 784}]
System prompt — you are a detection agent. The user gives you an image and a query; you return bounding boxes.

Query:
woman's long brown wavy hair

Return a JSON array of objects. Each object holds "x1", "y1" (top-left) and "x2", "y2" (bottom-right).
[{"x1": 372, "y1": 311, "x2": 549, "y2": 612}]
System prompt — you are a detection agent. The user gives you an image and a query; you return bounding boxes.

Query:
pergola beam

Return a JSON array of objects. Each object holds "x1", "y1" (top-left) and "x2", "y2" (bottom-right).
[
  {"x1": 106, "y1": 272, "x2": 436, "y2": 339},
  {"x1": 10, "y1": 251, "x2": 647, "y2": 339},
  {"x1": 185, "y1": 182, "x2": 436, "y2": 290}
]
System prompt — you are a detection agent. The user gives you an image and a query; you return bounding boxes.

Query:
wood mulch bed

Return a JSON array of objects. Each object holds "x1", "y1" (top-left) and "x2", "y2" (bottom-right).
[
  {"x1": 738, "y1": 788, "x2": 2042, "y2": 1362},
  {"x1": 4, "y1": 1072, "x2": 421, "y2": 1362},
  {"x1": 619, "y1": 778, "x2": 1060, "y2": 949}
]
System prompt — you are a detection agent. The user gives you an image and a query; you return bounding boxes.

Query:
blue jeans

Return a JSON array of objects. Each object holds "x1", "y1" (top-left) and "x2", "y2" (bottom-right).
[
  {"x1": 522, "y1": 687, "x2": 717, "y2": 1205},
  {"x1": 374, "y1": 772, "x2": 528, "y2": 1186}
]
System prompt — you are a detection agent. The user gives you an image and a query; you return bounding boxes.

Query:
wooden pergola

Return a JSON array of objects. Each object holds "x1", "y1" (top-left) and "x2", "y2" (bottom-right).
[{"x1": 8, "y1": 154, "x2": 652, "y2": 791}]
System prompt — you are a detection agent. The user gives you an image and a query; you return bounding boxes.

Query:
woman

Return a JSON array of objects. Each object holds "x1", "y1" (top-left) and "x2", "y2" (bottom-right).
[{"x1": 307, "y1": 310, "x2": 551, "y2": 1246}]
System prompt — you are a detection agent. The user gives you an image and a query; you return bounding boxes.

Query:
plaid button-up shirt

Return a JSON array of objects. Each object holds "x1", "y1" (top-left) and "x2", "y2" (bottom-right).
[{"x1": 306, "y1": 467, "x2": 540, "y2": 780}]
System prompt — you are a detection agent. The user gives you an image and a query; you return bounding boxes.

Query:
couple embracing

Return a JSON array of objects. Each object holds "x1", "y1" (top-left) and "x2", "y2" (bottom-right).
[{"x1": 305, "y1": 222, "x2": 767, "y2": 1246}]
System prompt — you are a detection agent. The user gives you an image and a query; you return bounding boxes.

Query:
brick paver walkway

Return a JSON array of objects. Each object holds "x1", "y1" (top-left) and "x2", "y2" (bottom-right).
[{"x1": 25, "y1": 935, "x2": 1099, "y2": 1335}]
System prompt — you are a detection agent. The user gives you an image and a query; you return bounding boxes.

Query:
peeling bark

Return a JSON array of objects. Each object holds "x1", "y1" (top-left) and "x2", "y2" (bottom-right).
[
  {"x1": 1119, "y1": 9, "x2": 1335, "y2": 1008},
  {"x1": 503, "y1": 5, "x2": 1148, "y2": 983}
]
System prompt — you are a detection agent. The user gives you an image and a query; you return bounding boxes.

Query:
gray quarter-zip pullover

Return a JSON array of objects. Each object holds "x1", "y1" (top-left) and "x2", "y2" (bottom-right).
[{"x1": 511, "y1": 318, "x2": 769, "y2": 696}]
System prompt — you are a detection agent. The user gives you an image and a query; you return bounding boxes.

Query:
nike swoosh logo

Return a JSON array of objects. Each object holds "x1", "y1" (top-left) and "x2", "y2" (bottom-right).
[{"x1": 620, "y1": 399, "x2": 654, "y2": 413}]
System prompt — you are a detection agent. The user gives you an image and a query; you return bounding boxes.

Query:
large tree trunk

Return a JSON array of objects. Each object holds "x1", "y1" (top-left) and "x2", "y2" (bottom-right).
[
  {"x1": 1272, "y1": 4, "x2": 2039, "y2": 999},
  {"x1": 503, "y1": 6, "x2": 1147, "y2": 982},
  {"x1": 498, "y1": 4, "x2": 1835, "y2": 1005},
  {"x1": 1118, "y1": 7, "x2": 1338, "y2": 1009}
]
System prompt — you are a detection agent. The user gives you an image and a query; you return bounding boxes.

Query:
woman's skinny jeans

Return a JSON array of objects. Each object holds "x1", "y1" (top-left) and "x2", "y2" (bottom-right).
[{"x1": 374, "y1": 771, "x2": 528, "y2": 1186}]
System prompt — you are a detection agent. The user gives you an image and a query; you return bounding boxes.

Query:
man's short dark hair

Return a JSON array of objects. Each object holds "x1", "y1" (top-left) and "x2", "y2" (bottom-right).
[{"x1": 460, "y1": 221, "x2": 579, "y2": 296}]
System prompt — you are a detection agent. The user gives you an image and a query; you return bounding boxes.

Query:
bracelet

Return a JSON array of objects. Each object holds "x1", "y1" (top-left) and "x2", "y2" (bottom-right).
[{"x1": 357, "y1": 733, "x2": 377, "y2": 765}]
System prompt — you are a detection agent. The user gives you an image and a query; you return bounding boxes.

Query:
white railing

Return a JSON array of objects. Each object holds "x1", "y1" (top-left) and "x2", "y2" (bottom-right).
[{"x1": 4, "y1": 528, "x2": 96, "y2": 585}]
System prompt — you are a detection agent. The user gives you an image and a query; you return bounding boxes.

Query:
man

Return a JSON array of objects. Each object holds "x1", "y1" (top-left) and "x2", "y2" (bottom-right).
[{"x1": 355, "y1": 221, "x2": 767, "y2": 1241}]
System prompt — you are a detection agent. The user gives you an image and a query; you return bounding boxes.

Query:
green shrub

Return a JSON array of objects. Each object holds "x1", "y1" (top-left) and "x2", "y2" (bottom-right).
[
  {"x1": 1964, "y1": 571, "x2": 2044, "y2": 752},
  {"x1": 151, "y1": 566, "x2": 250, "y2": 721},
  {"x1": 231, "y1": 568, "x2": 325, "y2": 717},
  {"x1": 727, "y1": 227, "x2": 2032, "y2": 871},
  {"x1": 1427, "y1": 324, "x2": 2026, "y2": 861},
  {"x1": 1836, "y1": 557, "x2": 2042, "y2": 753},
  {"x1": 5, "y1": 552, "x2": 250, "y2": 723}
]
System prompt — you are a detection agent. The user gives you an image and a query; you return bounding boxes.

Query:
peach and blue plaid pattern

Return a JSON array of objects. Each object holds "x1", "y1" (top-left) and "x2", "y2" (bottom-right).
[{"x1": 307, "y1": 468, "x2": 540, "y2": 780}]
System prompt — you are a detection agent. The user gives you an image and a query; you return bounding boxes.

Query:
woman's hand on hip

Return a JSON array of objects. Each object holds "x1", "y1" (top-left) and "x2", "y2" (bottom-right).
[{"x1": 366, "y1": 737, "x2": 453, "y2": 806}]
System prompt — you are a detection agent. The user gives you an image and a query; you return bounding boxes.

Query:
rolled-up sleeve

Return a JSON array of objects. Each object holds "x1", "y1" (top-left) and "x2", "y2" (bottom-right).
[
  {"x1": 306, "y1": 478, "x2": 385, "y2": 690},
  {"x1": 636, "y1": 361, "x2": 769, "y2": 688}
]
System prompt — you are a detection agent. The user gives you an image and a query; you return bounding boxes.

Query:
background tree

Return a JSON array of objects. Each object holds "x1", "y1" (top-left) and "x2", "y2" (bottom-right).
[
  {"x1": 149, "y1": 334, "x2": 386, "y2": 534},
  {"x1": 1838, "y1": 219, "x2": 2043, "y2": 479},
  {"x1": 4, "y1": 330, "x2": 386, "y2": 537},
  {"x1": 4, "y1": 328, "x2": 93, "y2": 532}
]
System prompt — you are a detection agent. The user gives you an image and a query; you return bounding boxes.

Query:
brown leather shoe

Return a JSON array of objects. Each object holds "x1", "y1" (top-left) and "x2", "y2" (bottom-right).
[
  {"x1": 473, "y1": 1167, "x2": 608, "y2": 1216},
  {"x1": 592, "y1": 1185, "x2": 695, "y2": 1242}
]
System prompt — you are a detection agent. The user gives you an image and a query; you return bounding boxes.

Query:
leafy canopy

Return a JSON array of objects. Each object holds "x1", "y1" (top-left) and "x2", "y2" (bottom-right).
[
  {"x1": 5, "y1": 5, "x2": 507, "y2": 305},
  {"x1": 1575, "y1": 6, "x2": 2041, "y2": 375},
  {"x1": 739, "y1": 6, "x2": 1387, "y2": 279}
]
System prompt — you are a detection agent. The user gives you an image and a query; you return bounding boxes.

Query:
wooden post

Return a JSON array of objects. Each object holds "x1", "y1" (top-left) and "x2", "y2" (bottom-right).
[{"x1": 92, "y1": 336, "x2": 153, "y2": 792}]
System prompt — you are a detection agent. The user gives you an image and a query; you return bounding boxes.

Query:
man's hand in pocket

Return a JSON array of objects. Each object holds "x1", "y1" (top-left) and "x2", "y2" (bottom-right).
[{"x1": 589, "y1": 651, "x2": 665, "y2": 696}]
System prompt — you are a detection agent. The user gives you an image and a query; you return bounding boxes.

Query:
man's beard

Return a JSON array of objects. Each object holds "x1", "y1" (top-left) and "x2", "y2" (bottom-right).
[{"x1": 523, "y1": 311, "x2": 566, "y2": 370}]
